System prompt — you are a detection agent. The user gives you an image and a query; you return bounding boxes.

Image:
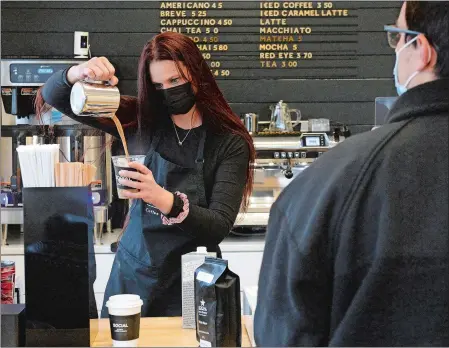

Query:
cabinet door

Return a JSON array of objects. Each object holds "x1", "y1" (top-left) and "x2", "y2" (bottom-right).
[
  {"x1": 93, "y1": 253, "x2": 115, "y2": 293},
  {"x1": 95, "y1": 292, "x2": 105, "y2": 318},
  {"x1": 92, "y1": 254, "x2": 115, "y2": 318},
  {"x1": 221, "y1": 252, "x2": 263, "y2": 288}
]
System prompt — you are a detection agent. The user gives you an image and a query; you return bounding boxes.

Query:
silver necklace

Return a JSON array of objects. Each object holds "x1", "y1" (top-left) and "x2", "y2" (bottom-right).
[{"x1": 172, "y1": 120, "x2": 193, "y2": 146}]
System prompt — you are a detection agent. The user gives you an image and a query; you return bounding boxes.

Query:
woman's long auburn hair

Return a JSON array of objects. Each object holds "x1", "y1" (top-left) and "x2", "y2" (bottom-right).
[
  {"x1": 137, "y1": 31, "x2": 255, "y2": 212},
  {"x1": 34, "y1": 31, "x2": 255, "y2": 212}
]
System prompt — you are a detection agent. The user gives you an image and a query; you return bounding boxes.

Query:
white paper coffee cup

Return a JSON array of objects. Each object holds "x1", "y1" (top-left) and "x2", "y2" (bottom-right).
[{"x1": 106, "y1": 294, "x2": 143, "y2": 347}]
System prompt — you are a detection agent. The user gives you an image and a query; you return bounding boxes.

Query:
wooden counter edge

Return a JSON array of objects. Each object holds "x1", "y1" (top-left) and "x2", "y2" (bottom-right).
[
  {"x1": 91, "y1": 317, "x2": 253, "y2": 347},
  {"x1": 243, "y1": 315, "x2": 256, "y2": 347}
]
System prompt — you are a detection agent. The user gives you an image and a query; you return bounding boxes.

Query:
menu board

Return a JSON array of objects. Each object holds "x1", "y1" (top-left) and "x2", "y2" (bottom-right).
[{"x1": 159, "y1": 1, "x2": 356, "y2": 79}]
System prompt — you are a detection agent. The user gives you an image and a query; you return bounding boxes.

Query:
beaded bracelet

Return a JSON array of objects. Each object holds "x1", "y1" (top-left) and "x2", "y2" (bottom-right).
[{"x1": 161, "y1": 191, "x2": 189, "y2": 225}]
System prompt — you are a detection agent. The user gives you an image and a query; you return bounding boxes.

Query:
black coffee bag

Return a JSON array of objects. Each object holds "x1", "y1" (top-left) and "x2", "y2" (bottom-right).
[{"x1": 195, "y1": 257, "x2": 241, "y2": 347}]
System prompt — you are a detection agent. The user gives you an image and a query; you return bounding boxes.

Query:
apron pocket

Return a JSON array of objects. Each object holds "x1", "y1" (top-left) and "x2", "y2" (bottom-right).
[{"x1": 117, "y1": 246, "x2": 161, "y2": 301}]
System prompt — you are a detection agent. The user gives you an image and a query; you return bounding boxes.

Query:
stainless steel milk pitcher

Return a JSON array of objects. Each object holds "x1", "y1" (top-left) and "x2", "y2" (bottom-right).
[
  {"x1": 244, "y1": 113, "x2": 258, "y2": 135},
  {"x1": 70, "y1": 79, "x2": 120, "y2": 118}
]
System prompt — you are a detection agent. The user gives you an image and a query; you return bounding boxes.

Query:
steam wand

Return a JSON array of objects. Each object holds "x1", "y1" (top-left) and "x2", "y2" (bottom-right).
[{"x1": 283, "y1": 159, "x2": 294, "y2": 179}]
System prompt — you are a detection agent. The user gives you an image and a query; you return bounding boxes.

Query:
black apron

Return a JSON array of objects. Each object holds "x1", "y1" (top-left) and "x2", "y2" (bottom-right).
[{"x1": 101, "y1": 129, "x2": 216, "y2": 317}]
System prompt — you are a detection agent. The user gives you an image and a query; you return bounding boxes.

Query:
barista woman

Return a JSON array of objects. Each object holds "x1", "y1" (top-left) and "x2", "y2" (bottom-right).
[{"x1": 37, "y1": 31, "x2": 255, "y2": 317}]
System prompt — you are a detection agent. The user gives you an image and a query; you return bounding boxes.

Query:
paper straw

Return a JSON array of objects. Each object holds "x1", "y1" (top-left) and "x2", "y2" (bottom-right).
[
  {"x1": 17, "y1": 143, "x2": 98, "y2": 188},
  {"x1": 17, "y1": 144, "x2": 61, "y2": 188}
]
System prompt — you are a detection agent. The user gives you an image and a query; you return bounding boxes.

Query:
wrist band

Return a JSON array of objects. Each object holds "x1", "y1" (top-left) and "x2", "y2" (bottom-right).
[{"x1": 161, "y1": 191, "x2": 189, "y2": 225}]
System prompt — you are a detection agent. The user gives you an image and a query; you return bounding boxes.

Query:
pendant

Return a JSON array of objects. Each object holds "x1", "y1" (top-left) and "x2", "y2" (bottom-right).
[{"x1": 178, "y1": 141, "x2": 182, "y2": 146}]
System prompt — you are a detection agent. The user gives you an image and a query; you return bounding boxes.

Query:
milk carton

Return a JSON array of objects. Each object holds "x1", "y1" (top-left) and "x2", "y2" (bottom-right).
[{"x1": 182, "y1": 247, "x2": 216, "y2": 329}]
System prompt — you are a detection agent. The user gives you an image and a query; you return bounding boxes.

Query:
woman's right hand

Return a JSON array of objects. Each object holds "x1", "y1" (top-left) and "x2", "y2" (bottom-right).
[{"x1": 66, "y1": 57, "x2": 119, "y2": 86}]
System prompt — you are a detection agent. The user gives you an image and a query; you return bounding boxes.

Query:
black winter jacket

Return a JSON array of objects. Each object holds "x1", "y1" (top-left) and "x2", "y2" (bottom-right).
[{"x1": 255, "y1": 79, "x2": 449, "y2": 347}]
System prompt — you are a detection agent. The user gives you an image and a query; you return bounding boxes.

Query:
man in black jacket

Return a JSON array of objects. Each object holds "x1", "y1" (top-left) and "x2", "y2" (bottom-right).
[{"x1": 255, "y1": 2, "x2": 449, "y2": 346}]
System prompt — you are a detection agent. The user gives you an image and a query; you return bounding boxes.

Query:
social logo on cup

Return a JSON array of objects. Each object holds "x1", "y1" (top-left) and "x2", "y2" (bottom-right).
[{"x1": 106, "y1": 294, "x2": 143, "y2": 347}]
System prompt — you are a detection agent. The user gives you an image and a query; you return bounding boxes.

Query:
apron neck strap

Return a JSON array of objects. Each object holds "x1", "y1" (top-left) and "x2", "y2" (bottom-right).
[
  {"x1": 144, "y1": 131, "x2": 162, "y2": 166},
  {"x1": 195, "y1": 129, "x2": 206, "y2": 164}
]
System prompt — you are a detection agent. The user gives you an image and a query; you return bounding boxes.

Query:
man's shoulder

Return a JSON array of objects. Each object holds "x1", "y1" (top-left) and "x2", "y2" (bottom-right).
[{"x1": 310, "y1": 122, "x2": 407, "y2": 177}]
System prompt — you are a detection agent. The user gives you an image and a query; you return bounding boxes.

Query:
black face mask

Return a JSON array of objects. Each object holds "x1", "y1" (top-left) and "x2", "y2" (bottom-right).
[{"x1": 157, "y1": 82, "x2": 196, "y2": 115}]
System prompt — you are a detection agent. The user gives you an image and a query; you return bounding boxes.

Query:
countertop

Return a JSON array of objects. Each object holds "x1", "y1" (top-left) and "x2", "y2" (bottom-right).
[
  {"x1": 1, "y1": 229, "x2": 266, "y2": 255},
  {"x1": 91, "y1": 317, "x2": 252, "y2": 347},
  {"x1": 1, "y1": 206, "x2": 268, "y2": 227},
  {"x1": 243, "y1": 286, "x2": 258, "y2": 313}
]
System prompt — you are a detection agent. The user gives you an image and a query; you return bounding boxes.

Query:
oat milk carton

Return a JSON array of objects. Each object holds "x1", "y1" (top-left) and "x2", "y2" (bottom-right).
[{"x1": 181, "y1": 247, "x2": 216, "y2": 329}]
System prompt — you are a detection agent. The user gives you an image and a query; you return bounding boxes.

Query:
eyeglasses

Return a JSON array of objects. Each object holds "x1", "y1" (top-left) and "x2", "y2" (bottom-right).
[{"x1": 384, "y1": 25, "x2": 422, "y2": 48}]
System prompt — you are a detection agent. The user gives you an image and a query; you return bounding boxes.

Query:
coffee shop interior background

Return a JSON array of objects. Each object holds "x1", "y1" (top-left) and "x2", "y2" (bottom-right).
[
  {"x1": 1, "y1": 0, "x2": 401, "y2": 327},
  {"x1": 1, "y1": 1, "x2": 399, "y2": 134}
]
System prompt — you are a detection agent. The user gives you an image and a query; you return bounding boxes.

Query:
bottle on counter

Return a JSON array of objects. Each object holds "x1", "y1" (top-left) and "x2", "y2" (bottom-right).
[{"x1": 181, "y1": 247, "x2": 216, "y2": 329}]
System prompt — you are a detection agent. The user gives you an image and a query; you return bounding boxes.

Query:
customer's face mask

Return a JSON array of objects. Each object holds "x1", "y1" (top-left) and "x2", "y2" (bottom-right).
[
  {"x1": 393, "y1": 35, "x2": 423, "y2": 96},
  {"x1": 157, "y1": 82, "x2": 196, "y2": 115}
]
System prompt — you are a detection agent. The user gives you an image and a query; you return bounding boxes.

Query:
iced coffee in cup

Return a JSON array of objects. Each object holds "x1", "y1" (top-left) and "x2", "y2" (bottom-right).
[
  {"x1": 106, "y1": 294, "x2": 143, "y2": 347},
  {"x1": 112, "y1": 155, "x2": 146, "y2": 199}
]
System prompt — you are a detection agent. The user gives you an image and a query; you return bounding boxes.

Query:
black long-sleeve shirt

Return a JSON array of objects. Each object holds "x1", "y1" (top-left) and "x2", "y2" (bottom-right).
[
  {"x1": 255, "y1": 79, "x2": 449, "y2": 346},
  {"x1": 41, "y1": 69, "x2": 249, "y2": 245}
]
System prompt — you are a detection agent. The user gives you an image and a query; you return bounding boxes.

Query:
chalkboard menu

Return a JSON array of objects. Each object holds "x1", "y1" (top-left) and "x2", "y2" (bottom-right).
[
  {"x1": 1, "y1": 1, "x2": 401, "y2": 133},
  {"x1": 159, "y1": 1, "x2": 386, "y2": 80}
]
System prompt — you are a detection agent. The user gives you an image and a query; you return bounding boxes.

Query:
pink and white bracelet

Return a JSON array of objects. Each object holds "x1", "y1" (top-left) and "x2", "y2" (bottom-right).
[{"x1": 161, "y1": 191, "x2": 189, "y2": 225}]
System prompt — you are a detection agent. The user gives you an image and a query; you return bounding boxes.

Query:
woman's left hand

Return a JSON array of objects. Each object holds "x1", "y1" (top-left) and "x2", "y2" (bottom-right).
[{"x1": 119, "y1": 162, "x2": 174, "y2": 215}]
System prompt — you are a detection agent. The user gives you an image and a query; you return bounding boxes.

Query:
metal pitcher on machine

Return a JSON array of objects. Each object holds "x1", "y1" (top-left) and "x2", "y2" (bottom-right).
[
  {"x1": 70, "y1": 79, "x2": 120, "y2": 118},
  {"x1": 244, "y1": 113, "x2": 258, "y2": 135},
  {"x1": 269, "y1": 100, "x2": 301, "y2": 132}
]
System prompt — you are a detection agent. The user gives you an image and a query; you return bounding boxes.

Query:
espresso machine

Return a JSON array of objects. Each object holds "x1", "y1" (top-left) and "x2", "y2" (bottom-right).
[
  {"x1": 1, "y1": 59, "x2": 111, "y2": 245},
  {"x1": 238, "y1": 133, "x2": 330, "y2": 226},
  {"x1": 235, "y1": 100, "x2": 346, "y2": 229}
]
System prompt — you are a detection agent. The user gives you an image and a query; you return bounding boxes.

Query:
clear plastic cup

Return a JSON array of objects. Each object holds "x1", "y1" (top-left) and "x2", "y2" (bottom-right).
[
  {"x1": 112, "y1": 155, "x2": 146, "y2": 199},
  {"x1": 106, "y1": 294, "x2": 144, "y2": 347}
]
